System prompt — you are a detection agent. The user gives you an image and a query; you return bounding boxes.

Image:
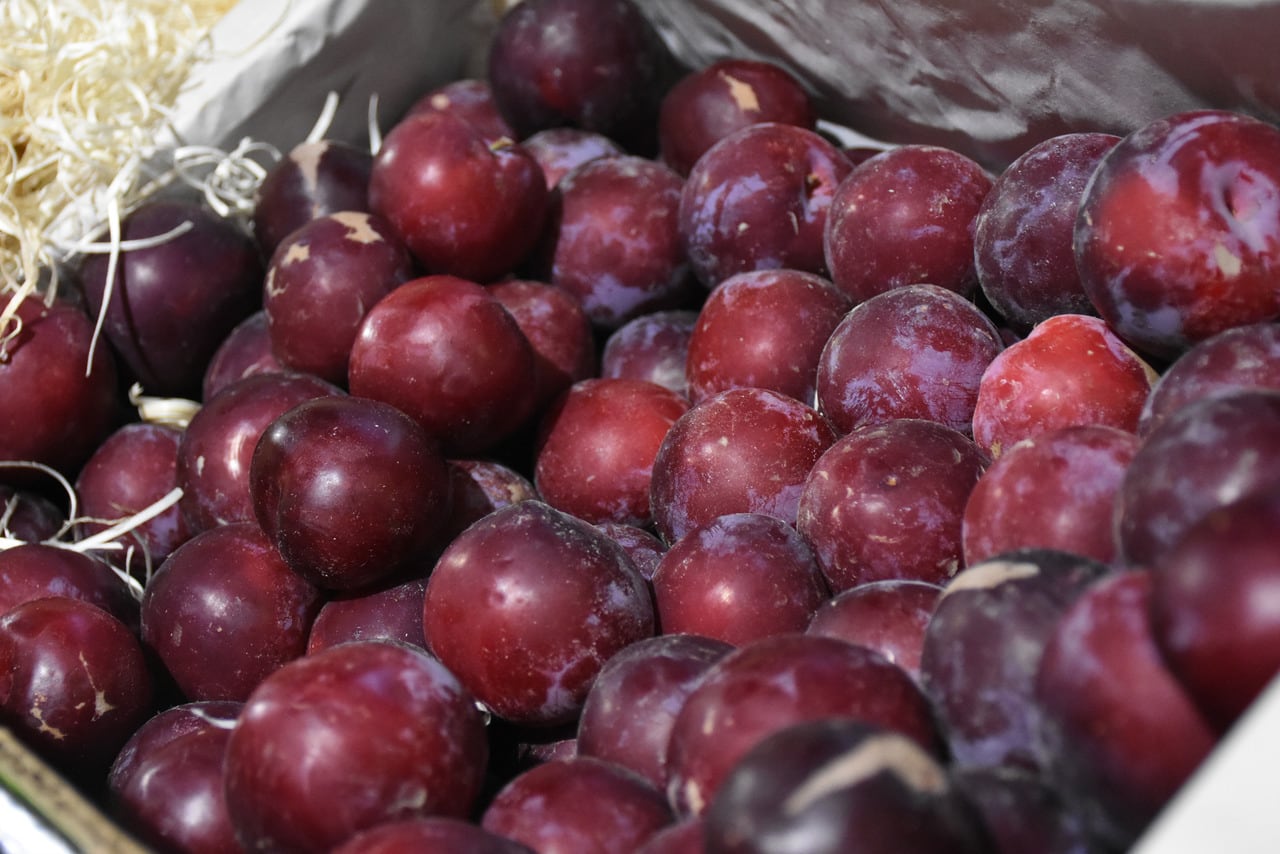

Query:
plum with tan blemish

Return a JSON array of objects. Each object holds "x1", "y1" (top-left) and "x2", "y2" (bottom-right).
[
  {"x1": 404, "y1": 78, "x2": 515, "y2": 144},
  {"x1": 263, "y1": 211, "x2": 415, "y2": 385},
  {"x1": 253, "y1": 139, "x2": 373, "y2": 257},
  {"x1": 704, "y1": 719, "x2": 992, "y2": 854},
  {"x1": 659, "y1": 57, "x2": 816, "y2": 176},
  {"x1": 665, "y1": 633, "x2": 943, "y2": 819},
  {"x1": 918, "y1": 549, "x2": 1111, "y2": 774},
  {"x1": 1074, "y1": 110, "x2": 1280, "y2": 361}
]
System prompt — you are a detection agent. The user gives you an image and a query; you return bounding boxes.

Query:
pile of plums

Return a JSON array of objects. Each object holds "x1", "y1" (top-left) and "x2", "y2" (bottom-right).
[{"x1": 2, "y1": 0, "x2": 1280, "y2": 851}]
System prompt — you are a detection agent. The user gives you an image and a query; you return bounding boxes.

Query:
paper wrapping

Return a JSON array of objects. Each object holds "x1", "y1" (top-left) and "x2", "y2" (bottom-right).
[
  {"x1": 169, "y1": 0, "x2": 491, "y2": 153},
  {"x1": 631, "y1": 0, "x2": 1280, "y2": 169}
]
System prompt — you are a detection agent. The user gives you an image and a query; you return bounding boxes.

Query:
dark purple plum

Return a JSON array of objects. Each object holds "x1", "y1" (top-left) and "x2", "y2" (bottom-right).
[
  {"x1": 403, "y1": 78, "x2": 515, "y2": 144},
  {"x1": 522, "y1": 127, "x2": 625, "y2": 188},
  {"x1": 79, "y1": 198, "x2": 263, "y2": 398},
  {"x1": 974, "y1": 133, "x2": 1120, "y2": 333},
  {"x1": 704, "y1": 719, "x2": 992, "y2": 854},
  {"x1": 253, "y1": 139, "x2": 373, "y2": 258},
  {"x1": 0, "y1": 543, "x2": 137, "y2": 628},
  {"x1": 107, "y1": 700, "x2": 243, "y2": 854},
  {"x1": 250, "y1": 395, "x2": 451, "y2": 591},
  {"x1": 918, "y1": 549, "x2": 1112, "y2": 773},
  {"x1": 486, "y1": 0, "x2": 674, "y2": 152},
  {"x1": 600, "y1": 309, "x2": 698, "y2": 398},
  {"x1": 806, "y1": 579, "x2": 943, "y2": 681},
  {"x1": 201, "y1": 310, "x2": 286, "y2": 401}
]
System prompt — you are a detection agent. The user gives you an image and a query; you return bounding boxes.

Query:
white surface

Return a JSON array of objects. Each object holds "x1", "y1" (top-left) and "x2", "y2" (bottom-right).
[{"x1": 1133, "y1": 674, "x2": 1280, "y2": 852}]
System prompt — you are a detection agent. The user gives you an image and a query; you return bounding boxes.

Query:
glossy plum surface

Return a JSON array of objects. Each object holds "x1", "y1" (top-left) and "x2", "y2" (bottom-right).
[
  {"x1": 962, "y1": 424, "x2": 1140, "y2": 566},
  {"x1": 490, "y1": 279, "x2": 598, "y2": 413},
  {"x1": 1149, "y1": 487, "x2": 1280, "y2": 731},
  {"x1": 1075, "y1": 110, "x2": 1280, "y2": 360},
  {"x1": 659, "y1": 58, "x2": 816, "y2": 177},
  {"x1": 0, "y1": 296, "x2": 119, "y2": 479},
  {"x1": 0, "y1": 596, "x2": 154, "y2": 782},
  {"x1": 404, "y1": 78, "x2": 515, "y2": 144},
  {"x1": 306, "y1": 575, "x2": 428, "y2": 655},
  {"x1": 680, "y1": 123, "x2": 853, "y2": 288},
  {"x1": 0, "y1": 543, "x2": 137, "y2": 628},
  {"x1": 543, "y1": 155, "x2": 691, "y2": 328},
  {"x1": 650, "y1": 387, "x2": 838, "y2": 543},
  {"x1": 1116, "y1": 389, "x2": 1280, "y2": 566},
  {"x1": 522, "y1": 127, "x2": 625, "y2": 188},
  {"x1": 486, "y1": 0, "x2": 673, "y2": 151},
  {"x1": 704, "y1": 719, "x2": 991, "y2": 854},
  {"x1": 107, "y1": 700, "x2": 243, "y2": 854},
  {"x1": 686, "y1": 268, "x2": 852, "y2": 405},
  {"x1": 974, "y1": 132, "x2": 1119, "y2": 332},
  {"x1": 919, "y1": 550, "x2": 1111, "y2": 773},
  {"x1": 79, "y1": 198, "x2": 263, "y2": 398},
  {"x1": 347, "y1": 275, "x2": 537, "y2": 455},
  {"x1": 651, "y1": 512, "x2": 829, "y2": 645},
  {"x1": 201, "y1": 310, "x2": 285, "y2": 401},
  {"x1": 140, "y1": 522, "x2": 323, "y2": 702},
  {"x1": 1138, "y1": 321, "x2": 1280, "y2": 435},
  {"x1": 666, "y1": 633, "x2": 943, "y2": 817},
  {"x1": 805, "y1": 579, "x2": 943, "y2": 681},
  {"x1": 224, "y1": 640, "x2": 490, "y2": 852},
  {"x1": 600, "y1": 309, "x2": 698, "y2": 397},
  {"x1": 263, "y1": 211, "x2": 415, "y2": 385},
  {"x1": 177, "y1": 371, "x2": 343, "y2": 532},
  {"x1": 823, "y1": 145, "x2": 992, "y2": 302},
  {"x1": 577, "y1": 633, "x2": 733, "y2": 789},
  {"x1": 369, "y1": 111, "x2": 547, "y2": 282},
  {"x1": 815, "y1": 283, "x2": 1004, "y2": 434},
  {"x1": 250, "y1": 395, "x2": 451, "y2": 591},
  {"x1": 534, "y1": 377, "x2": 689, "y2": 527},
  {"x1": 971, "y1": 314, "x2": 1155, "y2": 459},
  {"x1": 75, "y1": 422, "x2": 190, "y2": 569},
  {"x1": 796, "y1": 418, "x2": 989, "y2": 592},
  {"x1": 481, "y1": 756, "x2": 675, "y2": 854},
  {"x1": 422, "y1": 501, "x2": 654, "y2": 726},
  {"x1": 1034, "y1": 570, "x2": 1217, "y2": 850}
]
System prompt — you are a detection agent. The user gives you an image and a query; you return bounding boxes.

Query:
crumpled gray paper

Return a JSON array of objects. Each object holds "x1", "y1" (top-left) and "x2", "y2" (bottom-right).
[{"x1": 632, "y1": 0, "x2": 1280, "y2": 169}]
